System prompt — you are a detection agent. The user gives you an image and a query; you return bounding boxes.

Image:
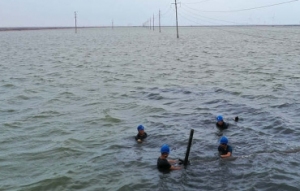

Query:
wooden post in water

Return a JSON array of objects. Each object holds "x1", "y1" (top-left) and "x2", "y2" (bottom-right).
[
  {"x1": 174, "y1": 0, "x2": 179, "y2": 38},
  {"x1": 159, "y1": 10, "x2": 161, "y2": 33},
  {"x1": 153, "y1": 14, "x2": 155, "y2": 31},
  {"x1": 184, "y1": 129, "x2": 194, "y2": 165},
  {"x1": 74, "y1": 11, "x2": 77, "y2": 34}
]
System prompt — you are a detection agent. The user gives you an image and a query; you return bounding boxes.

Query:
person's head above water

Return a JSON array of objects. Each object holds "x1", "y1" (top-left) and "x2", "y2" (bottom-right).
[
  {"x1": 216, "y1": 115, "x2": 223, "y2": 122},
  {"x1": 158, "y1": 144, "x2": 181, "y2": 170},
  {"x1": 137, "y1": 125, "x2": 145, "y2": 131},
  {"x1": 160, "y1": 144, "x2": 170, "y2": 155},
  {"x1": 220, "y1": 136, "x2": 228, "y2": 145},
  {"x1": 216, "y1": 115, "x2": 224, "y2": 125},
  {"x1": 218, "y1": 136, "x2": 232, "y2": 158},
  {"x1": 234, "y1": 116, "x2": 239, "y2": 122},
  {"x1": 135, "y1": 125, "x2": 147, "y2": 143}
]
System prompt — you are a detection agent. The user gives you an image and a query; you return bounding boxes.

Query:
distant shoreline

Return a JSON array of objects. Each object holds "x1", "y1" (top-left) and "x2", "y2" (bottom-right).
[{"x1": 0, "y1": 25, "x2": 299, "y2": 32}]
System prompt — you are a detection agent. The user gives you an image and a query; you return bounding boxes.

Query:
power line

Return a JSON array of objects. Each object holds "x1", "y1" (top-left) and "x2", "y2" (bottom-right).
[
  {"x1": 178, "y1": 11, "x2": 218, "y2": 26},
  {"x1": 161, "y1": 7, "x2": 172, "y2": 16},
  {"x1": 183, "y1": 0, "x2": 215, "y2": 4},
  {"x1": 181, "y1": 5, "x2": 241, "y2": 25},
  {"x1": 161, "y1": 7, "x2": 177, "y2": 26},
  {"x1": 181, "y1": 5, "x2": 300, "y2": 35},
  {"x1": 178, "y1": 11, "x2": 297, "y2": 43},
  {"x1": 184, "y1": 0, "x2": 298, "y2": 13},
  {"x1": 159, "y1": 0, "x2": 173, "y2": 13},
  {"x1": 149, "y1": 0, "x2": 172, "y2": 20}
]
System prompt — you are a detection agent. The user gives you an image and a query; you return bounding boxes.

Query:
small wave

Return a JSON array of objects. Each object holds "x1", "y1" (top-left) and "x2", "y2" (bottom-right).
[
  {"x1": 2, "y1": 83, "x2": 16, "y2": 88},
  {"x1": 163, "y1": 101, "x2": 175, "y2": 105},
  {"x1": 20, "y1": 175, "x2": 72, "y2": 191},
  {"x1": 204, "y1": 99, "x2": 227, "y2": 105},
  {"x1": 82, "y1": 101, "x2": 102, "y2": 107},
  {"x1": 146, "y1": 93, "x2": 164, "y2": 100},
  {"x1": 270, "y1": 102, "x2": 293, "y2": 109},
  {"x1": 30, "y1": 111, "x2": 61, "y2": 119},
  {"x1": 15, "y1": 95, "x2": 30, "y2": 100},
  {"x1": 104, "y1": 144, "x2": 132, "y2": 151},
  {"x1": 86, "y1": 88, "x2": 97, "y2": 92},
  {"x1": 9, "y1": 77, "x2": 27, "y2": 81},
  {"x1": 83, "y1": 118, "x2": 100, "y2": 125},
  {"x1": 183, "y1": 90, "x2": 192, "y2": 94},
  {"x1": 149, "y1": 87, "x2": 159, "y2": 91},
  {"x1": 272, "y1": 83, "x2": 286, "y2": 91},
  {"x1": 139, "y1": 106, "x2": 166, "y2": 116},
  {"x1": 279, "y1": 128, "x2": 296, "y2": 135},
  {"x1": 101, "y1": 114, "x2": 122, "y2": 123},
  {"x1": 58, "y1": 91, "x2": 75, "y2": 97},
  {"x1": 256, "y1": 94, "x2": 277, "y2": 100},
  {"x1": 46, "y1": 98, "x2": 61, "y2": 104},
  {"x1": 46, "y1": 72, "x2": 61, "y2": 77},
  {"x1": 240, "y1": 94, "x2": 257, "y2": 99},
  {"x1": 214, "y1": 88, "x2": 241, "y2": 96},
  {"x1": 0, "y1": 109, "x2": 16, "y2": 113},
  {"x1": 281, "y1": 147, "x2": 300, "y2": 154},
  {"x1": 3, "y1": 122, "x2": 22, "y2": 128}
]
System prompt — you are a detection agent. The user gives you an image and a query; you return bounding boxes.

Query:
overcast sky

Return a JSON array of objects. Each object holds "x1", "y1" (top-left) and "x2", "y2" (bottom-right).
[{"x1": 0, "y1": 0, "x2": 299, "y2": 27}]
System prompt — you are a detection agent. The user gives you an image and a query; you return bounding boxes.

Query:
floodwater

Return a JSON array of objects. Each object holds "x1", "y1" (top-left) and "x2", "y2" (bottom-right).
[{"x1": 1, "y1": 27, "x2": 300, "y2": 191}]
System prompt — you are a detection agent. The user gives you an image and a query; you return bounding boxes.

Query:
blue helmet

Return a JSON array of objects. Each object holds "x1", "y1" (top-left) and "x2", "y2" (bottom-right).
[
  {"x1": 216, "y1": 115, "x2": 223, "y2": 122},
  {"x1": 220, "y1": 136, "x2": 228, "y2": 144},
  {"x1": 137, "y1": 125, "x2": 144, "y2": 131},
  {"x1": 160, "y1": 144, "x2": 170, "y2": 154}
]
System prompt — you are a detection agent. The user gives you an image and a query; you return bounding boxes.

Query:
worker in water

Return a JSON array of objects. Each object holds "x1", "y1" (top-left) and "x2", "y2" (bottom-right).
[
  {"x1": 157, "y1": 144, "x2": 181, "y2": 171},
  {"x1": 135, "y1": 125, "x2": 147, "y2": 143},
  {"x1": 216, "y1": 115, "x2": 229, "y2": 130},
  {"x1": 218, "y1": 136, "x2": 232, "y2": 158}
]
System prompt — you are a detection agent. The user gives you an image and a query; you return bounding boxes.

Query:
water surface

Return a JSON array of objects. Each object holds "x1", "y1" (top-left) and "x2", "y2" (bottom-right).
[{"x1": 0, "y1": 27, "x2": 300, "y2": 191}]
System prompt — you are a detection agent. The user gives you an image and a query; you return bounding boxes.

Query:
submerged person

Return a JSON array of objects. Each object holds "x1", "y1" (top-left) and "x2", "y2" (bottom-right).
[
  {"x1": 135, "y1": 125, "x2": 147, "y2": 143},
  {"x1": 216, "y1": 115, "x2": 229, "y2": 130},
  {"x1": 157, "y1": 144, "x2": 181, "y2": 171},
  {"x1": 218, "y1": 136, "x2": 233, "y2": 158}
]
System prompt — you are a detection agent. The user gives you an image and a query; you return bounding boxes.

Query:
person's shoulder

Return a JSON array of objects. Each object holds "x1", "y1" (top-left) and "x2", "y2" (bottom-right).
[
  {"x1": 142, "y1": 132, "x2": 147, "y2": 139},
  {"x1": 222, "y1": 122, "x2": 229, "y2": 129}
]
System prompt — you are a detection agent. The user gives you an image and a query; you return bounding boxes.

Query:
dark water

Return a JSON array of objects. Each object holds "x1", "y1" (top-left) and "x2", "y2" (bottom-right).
[{"x1": 1, "y1": 27, "x2": 300, "y2": 191}]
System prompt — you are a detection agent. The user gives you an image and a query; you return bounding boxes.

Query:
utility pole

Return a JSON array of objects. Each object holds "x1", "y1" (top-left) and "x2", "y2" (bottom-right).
[
  {"x1": 159, "y1": 10, "x2": 161, "y2": 33},
  {"x1": 174, "y1": 0, "x2": 179, "y2": 38},
  {"x1": 150, "y1": 17, "x2": 152, "y2": 30},
  {"x1": 153, "y1": 14, "x2": 155, "y2": 31},
  {"x1": 74, "y1": 11, "x2": 77, "y2": 34}
]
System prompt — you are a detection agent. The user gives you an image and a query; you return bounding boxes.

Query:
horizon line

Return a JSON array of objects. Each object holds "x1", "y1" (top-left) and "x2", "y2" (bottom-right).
[{"x1": 1, "y1": 24, "x2": 300, "y2": 32}]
